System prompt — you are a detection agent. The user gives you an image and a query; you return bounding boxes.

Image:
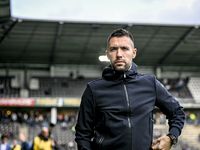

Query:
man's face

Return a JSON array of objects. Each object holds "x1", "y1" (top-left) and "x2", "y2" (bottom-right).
[
  {"x1": 2, "y1": 137, "x2": 7, "y2": 144},
  {"x1": 41, "y1": 129, "x2": 49, "y2": 138},
  {"x1": 13, "y1": 140, "x2": 17, "y2": 145},
  {"x1": 106, "y1": 36, "x2": 137, "y2": 72}
]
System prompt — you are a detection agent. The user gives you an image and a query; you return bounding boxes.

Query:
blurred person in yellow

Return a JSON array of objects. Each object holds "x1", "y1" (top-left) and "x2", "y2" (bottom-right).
[
  {"x1": 10, "y1": 140, "x2": 21, "y2": 150},
  {"x1": 30, "y1": 127, "x2": 59, "y2": 150},
  {"x1": 190, "y1": 113, "x2": 196, "y2": 124}
]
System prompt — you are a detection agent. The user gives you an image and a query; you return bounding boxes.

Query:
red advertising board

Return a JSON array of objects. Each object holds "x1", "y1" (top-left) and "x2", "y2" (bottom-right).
[{"x1": 0, "y1": 98, "x2": 34, "y2": 106}]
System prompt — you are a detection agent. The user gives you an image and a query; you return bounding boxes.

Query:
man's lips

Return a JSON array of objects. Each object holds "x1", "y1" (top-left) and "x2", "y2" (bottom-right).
[{"x1": 115, "y1": 60, "x2": 125, "y2": 65}]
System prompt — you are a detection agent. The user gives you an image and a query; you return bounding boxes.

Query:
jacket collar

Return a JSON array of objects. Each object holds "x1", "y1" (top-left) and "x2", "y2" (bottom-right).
[
  {"x1": 38, "y1": 133, "x2": 49, "y2": 141},
  {"x1": 102, "y1": 62, "x2": 138, "y2": 80}
]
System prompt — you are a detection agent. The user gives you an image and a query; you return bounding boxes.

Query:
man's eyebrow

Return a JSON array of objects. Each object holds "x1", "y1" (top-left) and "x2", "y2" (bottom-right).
[
  {"x1": 109, "y1": 46, "x2": 117, "y2": 49},
  {"x1": 121, "y1": 46, "x2": 129, "y2": 48}
]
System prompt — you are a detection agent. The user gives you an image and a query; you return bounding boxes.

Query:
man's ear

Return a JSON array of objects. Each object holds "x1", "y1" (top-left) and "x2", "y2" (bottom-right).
[
  {"x1": 106, "y1": 50, "x2": 110, "y2": 60},
  {"x1": 132, "y1": 48, "x2": 137, "y2": 59}
]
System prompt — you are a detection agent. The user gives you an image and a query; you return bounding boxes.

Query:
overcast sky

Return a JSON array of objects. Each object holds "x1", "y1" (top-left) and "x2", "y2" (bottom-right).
[{"x1": 11, "y1": 0, "x2": 200, "y2": 25}]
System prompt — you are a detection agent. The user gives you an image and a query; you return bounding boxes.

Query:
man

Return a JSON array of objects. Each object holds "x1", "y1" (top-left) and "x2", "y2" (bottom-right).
[
  {"x1": 10, "y1": 140, "x2": 21, "y2": 150},
  {"x1": 30, "y1": 127, "x2": 59, "y2": 150},
  {"x1": 18, "y1": 133, "x2": 29, "y2": 150},
  {"x1": 0, "y1": 135, "x2": 11, "y2": 150},
  {"x1": 75, "y1": 28, "x2": 185, "y2": 150}
]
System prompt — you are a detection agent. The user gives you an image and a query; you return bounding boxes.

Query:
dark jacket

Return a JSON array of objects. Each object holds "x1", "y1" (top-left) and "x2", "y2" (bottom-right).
[
  {"x1": 75, "y1": 62, "x2": 185, "y2": 150},
  {"x1": 21, "y1": 142, "x2": 29, "y2": 150}
]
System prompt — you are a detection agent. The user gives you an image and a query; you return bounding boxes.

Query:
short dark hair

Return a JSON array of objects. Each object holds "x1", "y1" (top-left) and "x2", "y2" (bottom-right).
[
  {"x1": 1, "y1": 135, "x2": 7, "y2": 140},
  {"x1": 107, "y1": 28, "x2": 134, "y2": 47}
]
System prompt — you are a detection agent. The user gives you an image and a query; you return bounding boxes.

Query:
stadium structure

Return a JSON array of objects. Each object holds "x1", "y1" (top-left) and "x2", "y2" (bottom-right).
[{"x1": 1, "y1": 0, "x2": 200, "y2": 150}]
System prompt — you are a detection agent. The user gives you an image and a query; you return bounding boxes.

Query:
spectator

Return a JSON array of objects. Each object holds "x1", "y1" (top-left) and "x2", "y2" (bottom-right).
[
  {"x1": 38, "y1": 114, "x2": 44, "y2": 123},
  {"x1": 184, "y1": 77, "x2": 189, "y2": 85},
  {"x1": 0, "y1": 111, "x2": 5, "y2": 123},
  {"x1": 11, "y1": 112, "x2": 17, "y2": 122},
  {"x1": 30, "y1": 127, "x2": 59, "y2": 150},
  {"x1": 27, "y1": 111, "x2": 35, "y2": 127},
  {"x1": 61, "y1": 121, "x2": 67, "y2": 130},
  {"x1": 162, "y1": 78, "x2": 171, "y2": 90},
  {"x1": 57, "y1": 114, "x2": 63, "y2": 122},
  {"x1": 23, "y1": 113, "x2": 28, "y2": 124},
  {"x1": 34, "y1": 112, "x2": 40, "y2": 124},
  {"x1": 182, "y1": 144, "x2": 190, "y2": 150},
  {"x1": 67, "y1": 141, "x2": 74, "y2": 149},
  {"x1": 17, "y1": 113, "x2": 23, "y2": 124},
  {"x1": 64, "y1": 113, "x2": 69, "y2": 123},
  {"x1": 44, "y1": 87, "x2": 51, "y2": 95},
  {"x1": 0, "y1": 84, "x2": 4, "y2": 94},
  {"x1": 69, "y1": 72, "x2": 74, "y2": 80},
  {"x1": 10, "y1": 140, "x2": 21, "y2": 150},
  {"x1": 18, "y1": 133, "x2": 29, "y2": 150},
  {"x1": 175, "y1": 79, "x2": 184, "y2": 97},
  {"x1": 1, "y1": 111, "x2": 9, "y2": 124},
  {"x1": 185, "y1": 111, "x2": 191, "y2": 124},
  {"x1": 61, "y1": 80, "x2": 68, "y2": 88},
  {"x1": 69, "y1": 112, "x2": 76, "y2": 124},
  {"x1": 71, "y1": 126, "x2": 75, "y2": 134},
  {"x1": 0, "y1": 135, "x2": 12, "y2": 150},
  {"x1": 190, "y1": 113, "x2": 196, "y2": 124}
]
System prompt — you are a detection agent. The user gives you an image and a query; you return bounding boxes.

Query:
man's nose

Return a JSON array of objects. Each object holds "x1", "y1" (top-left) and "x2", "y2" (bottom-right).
[{"x1": 116, "y1": 49, "x2": 122, "y2": 57}]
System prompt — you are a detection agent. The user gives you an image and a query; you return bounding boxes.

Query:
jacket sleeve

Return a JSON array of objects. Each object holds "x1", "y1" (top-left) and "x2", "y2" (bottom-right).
[
  {"x1": 154, "y1": 77, "x2": 185, "y2": 138},
  {"x1": 75, "y1": 84, "x2": 96, "y2": 150}
]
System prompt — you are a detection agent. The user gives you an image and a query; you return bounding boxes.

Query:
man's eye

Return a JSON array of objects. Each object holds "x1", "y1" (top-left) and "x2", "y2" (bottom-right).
[
  {"x1": 122, "y1": 47, "x2": 128, "y2": 50},
  {"x1": 110, "y1": 48, "x2": 116, "y2": 51}
]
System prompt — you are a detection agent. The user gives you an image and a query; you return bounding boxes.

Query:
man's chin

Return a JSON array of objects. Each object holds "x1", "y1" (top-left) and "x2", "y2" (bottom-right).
[
  {"x1": 113, "y1": 66, "x2": 126, "y2": 72},
  {"x1": 112, "y1": 63, "x2": 131, "y2": 72}
]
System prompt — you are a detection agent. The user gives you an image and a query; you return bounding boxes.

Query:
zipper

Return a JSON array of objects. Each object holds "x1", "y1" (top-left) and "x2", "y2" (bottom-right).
[
  {"x1": 98, "y1": 115, "x2": 106, "y2": 149},
  {"x1": 123, "y1": 73, "x2": 132, "y2": 150},
  {"x1": 149, "y1": 114, "x2": 154, "y2": 144},
  {"x1": 98, "y1": 133, "x2": 105, "y2": 149}
]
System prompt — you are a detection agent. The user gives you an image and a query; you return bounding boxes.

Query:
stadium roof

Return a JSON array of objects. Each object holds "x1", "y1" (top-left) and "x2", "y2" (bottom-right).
[
  {"x1": 0, "y1": 0, "x2": 11, "y2": 23},
  {"x1": 0, "y1": 19, "x2": 200, "y2": 72}
]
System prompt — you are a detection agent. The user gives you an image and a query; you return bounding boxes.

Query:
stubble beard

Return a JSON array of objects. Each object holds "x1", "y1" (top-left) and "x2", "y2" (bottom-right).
[{"x1": 112, "y1": 62, "x2": 131, "y2": 73}]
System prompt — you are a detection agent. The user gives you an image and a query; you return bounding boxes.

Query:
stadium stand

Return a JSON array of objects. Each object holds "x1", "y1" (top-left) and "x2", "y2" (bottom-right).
[
  {"x1": 0, "y1": 110, "x2": 78, "y2": 150},
  {"x1": 187, "y1": 77, "x2": 200, "y2": 103},
  {"x1": 1, "y1": 76, "x2": 200, "y2": 150},
  {"x1": 160, "y1": 78, "x2": 193, "y2": 99},
  {"x1": 1, "y1": 75, "x2": 195, "y2": 100},
  {"x1": 0, "y1": 76, "x2": 20, "y2": 98},
  {"x1": 2, "y1": 112, "x2": 200, "y2": 150},
  {"x1": 29, "y1": 77, "x2": 97, "y2": 98}
]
